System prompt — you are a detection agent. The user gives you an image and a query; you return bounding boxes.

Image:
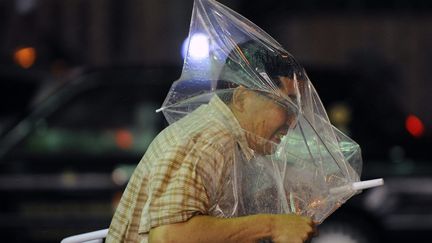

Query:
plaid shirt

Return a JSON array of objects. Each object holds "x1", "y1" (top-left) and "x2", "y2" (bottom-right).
[{"x1": 106, "y1": 96, "x2": 252, "y2": 242}]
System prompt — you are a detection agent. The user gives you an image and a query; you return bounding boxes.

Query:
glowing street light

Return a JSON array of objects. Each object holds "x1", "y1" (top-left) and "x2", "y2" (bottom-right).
[{"x1": 182, "y1": 33, "x2": 210, "y2": 60}]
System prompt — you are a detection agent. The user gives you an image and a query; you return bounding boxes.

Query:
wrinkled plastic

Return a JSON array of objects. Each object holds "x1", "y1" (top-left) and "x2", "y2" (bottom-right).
[{"x1": 159, "y1": 0, "x2": 362, "y2": 224}]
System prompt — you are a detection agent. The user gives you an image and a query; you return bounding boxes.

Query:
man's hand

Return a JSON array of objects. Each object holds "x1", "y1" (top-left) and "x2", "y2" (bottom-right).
[
  {"x1": 149, "y1": 214, "x2": 315, "y2": 243},
  {"x1": 268, "y1": 214, "x2": 316, "y2": 243}
]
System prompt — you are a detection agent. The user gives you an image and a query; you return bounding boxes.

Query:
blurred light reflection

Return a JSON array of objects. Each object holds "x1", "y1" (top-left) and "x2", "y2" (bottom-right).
[
  {"x1": 405, "y1": 115, "x2": 424, "y2": 138},
  {"x1": 13, "y1": 46, "x2": 36, "y2": 69}
]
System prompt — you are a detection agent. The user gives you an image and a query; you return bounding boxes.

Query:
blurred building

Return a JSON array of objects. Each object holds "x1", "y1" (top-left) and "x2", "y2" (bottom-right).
[{"x1": 1, "y1": 0, "x2": 430, "y2": 123}]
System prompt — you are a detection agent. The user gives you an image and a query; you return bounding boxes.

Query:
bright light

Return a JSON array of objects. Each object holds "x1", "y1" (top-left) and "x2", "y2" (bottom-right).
[
  {"x1": 405, "y1": 114, "x2": 424, "y2": 138},
  {"x1": 182, "y1": 33, "x2": 209, "y2": 60},
  {"x1": 14, "y1": 46, "x2": 36, "y2": 69}
]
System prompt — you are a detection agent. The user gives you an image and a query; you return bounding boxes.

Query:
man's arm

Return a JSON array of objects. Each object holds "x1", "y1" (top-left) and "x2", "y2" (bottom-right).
[{"x1": 148, "y1": 214, "x2": 315, "y2": 243}]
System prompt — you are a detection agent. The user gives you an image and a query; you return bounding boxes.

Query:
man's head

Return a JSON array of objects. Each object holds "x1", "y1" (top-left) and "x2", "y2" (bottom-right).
[{"x1": 217, "y1": 40, "x2": 306, "y2": 154}]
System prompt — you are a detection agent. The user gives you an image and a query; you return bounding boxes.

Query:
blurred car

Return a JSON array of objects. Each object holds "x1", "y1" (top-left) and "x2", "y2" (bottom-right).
[
  {"x1": 0, "y1": 66, "x2": 179, "y2": 242},
  {"x1": 308, "y1": 67, "x2": 432, "y2": 243},
  {"x1": 311, "y1": 159, "x2": 432, "y2": 243},
  {"x1": 0, "y1": 65, "x2": 42, "y2": 135}
]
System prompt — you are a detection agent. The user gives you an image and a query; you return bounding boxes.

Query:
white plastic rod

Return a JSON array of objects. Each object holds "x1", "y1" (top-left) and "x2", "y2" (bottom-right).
[
  {"x1": 329, "y1": 178, "x2": 384, "y2": 195},
  {"x1": 352, "y1": 178, "x2": 384, "y2": 191},
  {"x1": 60, "y1": 228, "x2": 108, "y2": 243}
]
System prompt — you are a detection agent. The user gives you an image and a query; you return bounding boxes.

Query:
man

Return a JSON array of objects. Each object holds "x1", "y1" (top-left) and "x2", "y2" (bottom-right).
[{"x1": 106, "y1": 41, "x2": 315, "y2": 243}]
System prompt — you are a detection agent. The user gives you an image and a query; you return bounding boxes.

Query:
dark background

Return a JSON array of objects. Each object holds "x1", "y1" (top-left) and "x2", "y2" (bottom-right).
[{"x1": 0, "y1": 0, "x2": 431, "y2": 242}]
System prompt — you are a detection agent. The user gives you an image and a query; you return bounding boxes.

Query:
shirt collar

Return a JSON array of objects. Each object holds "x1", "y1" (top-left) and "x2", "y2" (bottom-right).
[{"x1": 208, "y1": 95, "x2": 254, "y2": 161}]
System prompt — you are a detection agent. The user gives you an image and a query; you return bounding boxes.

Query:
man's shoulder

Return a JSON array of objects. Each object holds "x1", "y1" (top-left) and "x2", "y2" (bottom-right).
[
  {"x1": 144, "y1": 100, "x2": 240, "y2": 164},
  {"x1": 168, "y1": 113, "x2": 236, "y2": 150}
]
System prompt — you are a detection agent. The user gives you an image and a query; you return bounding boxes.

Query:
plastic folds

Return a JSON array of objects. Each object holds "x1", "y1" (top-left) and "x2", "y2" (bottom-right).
[{"x1": 159, "y1": 0, "x2": 362, "y2": 223}]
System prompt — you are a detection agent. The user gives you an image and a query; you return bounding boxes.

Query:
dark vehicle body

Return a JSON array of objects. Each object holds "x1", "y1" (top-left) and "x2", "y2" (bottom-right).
[{"x1": 0, "y1": 66, "x2": 178, "y2": 242}]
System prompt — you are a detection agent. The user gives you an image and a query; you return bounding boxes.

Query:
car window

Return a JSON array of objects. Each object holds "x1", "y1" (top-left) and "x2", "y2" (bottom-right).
[{"x1": 8, "y1": 83, "x2": 164, "y2": 158}]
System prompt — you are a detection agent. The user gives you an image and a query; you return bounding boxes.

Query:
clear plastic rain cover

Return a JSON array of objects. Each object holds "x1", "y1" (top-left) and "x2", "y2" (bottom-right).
[{"x1": 159, "y1": 0, "x2": 362, "y2": 224}]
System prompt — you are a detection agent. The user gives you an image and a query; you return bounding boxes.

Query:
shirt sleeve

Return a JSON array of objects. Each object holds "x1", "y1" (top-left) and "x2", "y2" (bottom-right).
[{"x1": 138, "y1": 139, "x2": 228, "y2": 233}]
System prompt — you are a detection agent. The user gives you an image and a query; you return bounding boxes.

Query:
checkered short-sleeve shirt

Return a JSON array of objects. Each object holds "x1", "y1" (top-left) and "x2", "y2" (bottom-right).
[{"x1": 106, "y1": 96, "x2": 252, "y2": 243}]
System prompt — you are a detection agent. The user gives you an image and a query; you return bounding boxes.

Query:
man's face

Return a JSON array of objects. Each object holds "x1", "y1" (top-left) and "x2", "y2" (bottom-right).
[{"x1": 236, "y1": 76, "x2": 298, "y2": 154}]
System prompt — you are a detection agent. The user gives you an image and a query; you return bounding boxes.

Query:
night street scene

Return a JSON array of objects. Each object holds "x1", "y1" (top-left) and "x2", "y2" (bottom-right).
[{"x1": 0, "y1": 0, "x2": 431, "y2": 242}]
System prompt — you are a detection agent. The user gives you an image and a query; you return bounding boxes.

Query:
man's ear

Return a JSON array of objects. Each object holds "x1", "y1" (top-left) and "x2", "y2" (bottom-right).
[{"x1": 231, "y1": 86, "x2": 248, "y2": 112}]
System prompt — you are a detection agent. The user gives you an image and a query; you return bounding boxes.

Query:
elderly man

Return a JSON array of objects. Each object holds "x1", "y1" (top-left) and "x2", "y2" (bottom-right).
[{"x1": 106, "y1": 41, "x2": 315, "y2": 243}]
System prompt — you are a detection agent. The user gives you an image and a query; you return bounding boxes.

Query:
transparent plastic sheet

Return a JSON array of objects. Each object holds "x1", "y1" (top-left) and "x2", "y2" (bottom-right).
[{"x1": 158, "y1": 0, "x2": 362, "y2": 224}]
